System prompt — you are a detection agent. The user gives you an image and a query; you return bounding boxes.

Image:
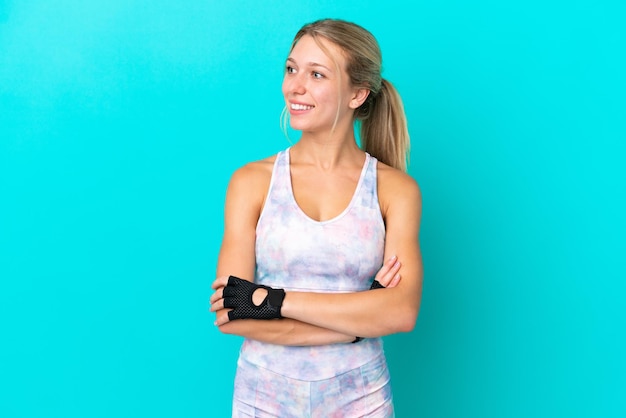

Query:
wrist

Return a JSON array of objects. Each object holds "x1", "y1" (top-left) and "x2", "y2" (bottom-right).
[{"x1": 279, "y1": 291, "x2": 292, "y2": 318}]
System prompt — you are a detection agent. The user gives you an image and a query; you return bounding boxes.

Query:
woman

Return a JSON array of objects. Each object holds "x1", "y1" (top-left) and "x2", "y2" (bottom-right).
[{"x1": 210, "y1": 18, "x2": 423, "y2": 417}]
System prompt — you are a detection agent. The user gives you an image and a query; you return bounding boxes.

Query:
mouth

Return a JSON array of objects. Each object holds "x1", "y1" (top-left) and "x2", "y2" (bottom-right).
[{"x1": 290, "y1": 103, "x2": 315, "y2": 111}]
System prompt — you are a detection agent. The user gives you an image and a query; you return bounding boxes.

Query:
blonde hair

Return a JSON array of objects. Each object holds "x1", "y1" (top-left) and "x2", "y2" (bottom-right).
[{"x1": 287, "y1": 18, "x2": 410, "y2": 171}]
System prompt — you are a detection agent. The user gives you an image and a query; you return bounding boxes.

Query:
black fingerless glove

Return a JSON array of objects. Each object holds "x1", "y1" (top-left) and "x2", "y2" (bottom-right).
[
  {"x1": 223, "y1": 276, "x2": 286, "y2": 321},
  {"x1": 370, "y1": 279, "x2": 385, "y2": 289}
]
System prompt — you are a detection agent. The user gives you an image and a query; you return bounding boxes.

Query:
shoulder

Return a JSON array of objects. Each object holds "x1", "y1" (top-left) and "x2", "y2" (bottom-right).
[
  {"x1": 376, "y1": 161, "x2": 422, "y2": 218},
  {"x1": 228, "y1": 149, "x2": 280, "y2": 187},
  {"x1": 230, "y1": 154, "x2": 276, "y2": 186},
  {"x1": 225, "y1": 154, "x2": 277, "y2": 208},
  {"x1": 376, "y1": 161, "x2": 421, "y2": 201}
]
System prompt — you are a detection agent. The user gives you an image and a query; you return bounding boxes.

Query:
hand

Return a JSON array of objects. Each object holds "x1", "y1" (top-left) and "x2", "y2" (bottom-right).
[
  {"x1": 371, "y1": 255, "x2": 402, "y2": 289},
  {"x1": 210, "y1": 276, "x2": 285, "y2": 324}
]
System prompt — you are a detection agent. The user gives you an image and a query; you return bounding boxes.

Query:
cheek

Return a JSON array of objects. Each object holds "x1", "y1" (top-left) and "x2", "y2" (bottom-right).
[{"x1": 317, "y1": 86, "x2": 340, "y2": 105}]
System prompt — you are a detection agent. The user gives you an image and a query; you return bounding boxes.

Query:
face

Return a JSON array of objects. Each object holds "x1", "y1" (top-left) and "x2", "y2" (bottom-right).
[{"x1": 282, "y1": 35, "x2": 368, "y2": 134}]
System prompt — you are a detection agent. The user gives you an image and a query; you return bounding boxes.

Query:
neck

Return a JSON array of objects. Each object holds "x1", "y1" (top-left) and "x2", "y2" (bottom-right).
[{"x1": 292, "y1": 129, "x2": 363, "y2": 170}]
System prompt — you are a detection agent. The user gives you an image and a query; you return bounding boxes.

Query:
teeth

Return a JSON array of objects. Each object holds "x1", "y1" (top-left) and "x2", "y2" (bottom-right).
[{"x1": 291, "y1": 103, "x2": 314, "y2": 111}]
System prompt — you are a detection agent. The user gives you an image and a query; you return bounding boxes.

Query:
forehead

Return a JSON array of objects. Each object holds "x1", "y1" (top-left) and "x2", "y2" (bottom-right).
[{"x1": 289, "y1": 35, "x2": 347, "y2": 70}]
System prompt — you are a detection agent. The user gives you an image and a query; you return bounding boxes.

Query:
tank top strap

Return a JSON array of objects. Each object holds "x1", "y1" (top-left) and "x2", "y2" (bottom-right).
[
  {"x1": 269, "y1": 148, "x2": 292, "y2": 202},
  {"x1": 355, "y1": 152, "x2": 380, "y2": 211},
  {"x1": 257, "y1": 148, "x2": 291, "y2": 226}
]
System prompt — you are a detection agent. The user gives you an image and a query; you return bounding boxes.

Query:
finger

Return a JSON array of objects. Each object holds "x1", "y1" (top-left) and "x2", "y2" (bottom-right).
[
  {"x1": 214, "y1": 309, "x2": 231, "y2": 326},
  {"x1": 209, "y1": 298, "x2": 225, "y2": 312},
  {"x1": 378, "y1": 259, "x2": 401, "y2": 287},
  {"x1": 223, "y1": 285, "x2": 236, "y2": 297},
  {"x1": 375, "y1": 255, "x2": 398, "y2": 280},
  {"x1": 388, "y1": 273, "x2": 402, "y2": 288},
  {"x1": 211, "y1": 276, "x2": 230, "y2": 290},
  {"x1": 209, "y1": 287, "x2": 224, "y2": 304},
  {"x1": 223, "y1": 296, "x2": 236, "y2": 309}
]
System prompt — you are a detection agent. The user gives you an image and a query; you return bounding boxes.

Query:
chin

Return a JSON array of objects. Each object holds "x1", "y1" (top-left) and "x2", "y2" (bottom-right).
[{"x1": 289, "y1": 121, "x2": 312, "y2": 131}]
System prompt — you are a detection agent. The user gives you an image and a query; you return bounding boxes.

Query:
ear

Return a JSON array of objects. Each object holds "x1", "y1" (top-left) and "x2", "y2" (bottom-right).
[{"x1": 349, "y1": 88, "x2": 370, "y2": 109}]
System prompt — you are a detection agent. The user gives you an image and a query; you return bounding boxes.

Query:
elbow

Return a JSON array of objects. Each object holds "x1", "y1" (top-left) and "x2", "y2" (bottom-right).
[
  {"x1": 393, "y1": 306, "x2": 419, "y2": 334},
  {"x1": 365, "y1": 310, "x2": 417, "y2": 338},
  {"x1": 396, "y1": 316, "x2": 417, "y2": 334}
]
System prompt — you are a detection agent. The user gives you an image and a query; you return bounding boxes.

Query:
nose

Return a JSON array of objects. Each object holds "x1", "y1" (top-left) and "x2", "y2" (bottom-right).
[{"x1": 283, "y1": 72, "x2": 306, "y2": 96}]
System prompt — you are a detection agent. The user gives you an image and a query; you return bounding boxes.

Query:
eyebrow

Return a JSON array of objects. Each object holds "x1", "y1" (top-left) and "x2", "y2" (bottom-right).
[{"x1": 286, "y1": 57, "x2": 333, "y2": 72}]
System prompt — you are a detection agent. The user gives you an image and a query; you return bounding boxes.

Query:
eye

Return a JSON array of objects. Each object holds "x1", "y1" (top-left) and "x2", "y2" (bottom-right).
[
  {"x1": 312, "y1": 71, "x2": 324, "y2": 79},
  {"x1": 286, "y1": 66, "x2": 296, "y2": 74}
]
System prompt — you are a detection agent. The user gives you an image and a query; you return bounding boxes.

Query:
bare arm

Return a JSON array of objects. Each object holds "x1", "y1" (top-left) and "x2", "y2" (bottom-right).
[
  {"x1": 212, "y1": 166, "x2": 423, "y2": 338},
  {"x1": 213, "y1": 255, "x2": 402, "y2": 345}
]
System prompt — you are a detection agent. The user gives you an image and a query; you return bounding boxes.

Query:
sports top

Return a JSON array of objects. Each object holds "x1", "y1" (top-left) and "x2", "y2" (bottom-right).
[{"x1": 239, "y1": 147, "x2": 386, "y2": 380}]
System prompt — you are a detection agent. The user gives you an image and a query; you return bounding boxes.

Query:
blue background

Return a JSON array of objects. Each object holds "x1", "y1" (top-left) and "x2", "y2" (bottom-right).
[{"x1": 1, "y1": 1, "x2": 624, "y2": 417}]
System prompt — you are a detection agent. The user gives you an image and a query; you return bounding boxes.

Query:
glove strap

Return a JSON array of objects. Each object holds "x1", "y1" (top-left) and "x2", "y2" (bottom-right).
[{"x1": 266, "y1": 287, "x2": 286, "y2": 314}]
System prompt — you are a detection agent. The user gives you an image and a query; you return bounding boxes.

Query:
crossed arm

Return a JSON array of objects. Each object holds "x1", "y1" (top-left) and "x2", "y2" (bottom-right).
[{"x1": 209, "y1": 161, "x2": 423, "y2": 345}]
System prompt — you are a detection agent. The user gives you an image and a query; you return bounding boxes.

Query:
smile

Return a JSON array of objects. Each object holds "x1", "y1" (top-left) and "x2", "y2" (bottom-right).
[{"x1": 290, "y1": 103, "x2": 314, "y2": 111}]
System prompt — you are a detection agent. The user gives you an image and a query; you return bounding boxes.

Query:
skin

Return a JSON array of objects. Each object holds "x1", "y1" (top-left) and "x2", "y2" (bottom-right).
[{"x1": 209, "y1": 35, "x2": 423, "y2": 344}]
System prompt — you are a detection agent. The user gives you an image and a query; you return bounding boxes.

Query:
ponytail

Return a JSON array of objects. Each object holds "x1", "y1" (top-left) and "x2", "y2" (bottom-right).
[{"x1": 359, "y1": 79, "x2": 410, "y2": 172}]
